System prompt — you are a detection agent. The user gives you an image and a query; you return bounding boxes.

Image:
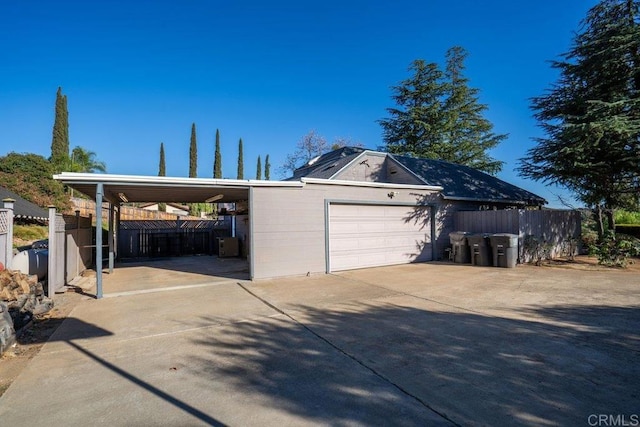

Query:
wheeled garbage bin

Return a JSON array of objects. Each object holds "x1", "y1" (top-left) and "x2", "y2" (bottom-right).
[
  {"x1": 489, "y1": 234, "x2": 518, "y2": 268},
  {"x1": 449, "y1": 231, "x2": 471, "y2": 263},
  {"x1": 467, "y1": 234, "x2": 492, "y2": 266}
]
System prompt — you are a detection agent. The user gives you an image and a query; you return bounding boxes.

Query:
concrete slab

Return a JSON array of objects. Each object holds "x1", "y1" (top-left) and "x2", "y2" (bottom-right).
[
  {"x1": 102, "y1": 256, "x2": 249, "y2": 295},
  {"x1": 1, "y1": 262, "x2": 639, "y2": 426}
]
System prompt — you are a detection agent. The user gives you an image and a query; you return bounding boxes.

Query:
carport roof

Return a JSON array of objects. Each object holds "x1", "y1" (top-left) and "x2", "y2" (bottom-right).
[{"x1": 54, "y1": 173, "x2": 303, "y2": 204}]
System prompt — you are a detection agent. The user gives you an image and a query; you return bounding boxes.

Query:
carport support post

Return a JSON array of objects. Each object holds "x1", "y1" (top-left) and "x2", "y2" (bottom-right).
[
  {"x1": 108, "y1": 203, "x2": 114, "y2": 273},
  {"x1": 47, "y1": 206, "x2": 56, "y2": 298},
  {"x1": 96, "y1": 183, "x2": 103, "y2": 299}
]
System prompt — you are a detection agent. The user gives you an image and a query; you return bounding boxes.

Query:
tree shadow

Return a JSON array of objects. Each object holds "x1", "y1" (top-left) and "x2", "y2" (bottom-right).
[{"x1": 186, "y1": 301, "x2": 640, "y2": 426}]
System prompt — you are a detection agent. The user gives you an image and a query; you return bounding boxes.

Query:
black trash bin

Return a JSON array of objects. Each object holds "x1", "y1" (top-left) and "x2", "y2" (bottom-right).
[
  {"x1": 449, "y1": 231, "x2": 471, "y2": 263},
  {"x1": 467, "y1": 234, "x2": 492, "y2": 266},
  {"x1": 489, "y1": 234, "x2": 518, "y2": 268}
]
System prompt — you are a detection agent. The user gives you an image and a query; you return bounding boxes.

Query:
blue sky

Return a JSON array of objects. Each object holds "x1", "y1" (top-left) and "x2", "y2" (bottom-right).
[{"x1": 1, "y1": 0, "x2": 597, "y2": 207}]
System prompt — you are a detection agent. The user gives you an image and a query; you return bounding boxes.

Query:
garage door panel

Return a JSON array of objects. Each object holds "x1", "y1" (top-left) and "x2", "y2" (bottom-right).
[{"x1": 329, "y1": 204, "x2": 432, "y2": 272}]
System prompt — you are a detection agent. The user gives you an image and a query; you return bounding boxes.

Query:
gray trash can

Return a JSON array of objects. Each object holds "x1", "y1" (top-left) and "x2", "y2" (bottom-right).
[
  {"x1": 449, "y1": 231, "x2": 471, "y2": 263},
  {"x1": 489, "y1": 233, "x2": 518, "y2": 268},
  {"x1": 467, "y1": 234, "x2": 492, "y2": 266}
]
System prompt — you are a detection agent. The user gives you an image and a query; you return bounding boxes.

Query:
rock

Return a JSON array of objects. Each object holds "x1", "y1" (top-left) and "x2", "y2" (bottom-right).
[
  {"x1": 0, "y1": 301, "x2": 16, "y2": 355},
  {"x1": 32, "y1": 298, "x2": 54, "y2": 316}
]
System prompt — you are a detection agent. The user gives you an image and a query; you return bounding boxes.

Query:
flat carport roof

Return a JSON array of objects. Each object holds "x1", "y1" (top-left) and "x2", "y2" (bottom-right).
[
  {"x1": 53, "y1": 173, "x2": 305, "y2": 298},
  {"x1": 54, "y1": 173, "x2": 304, "y2": 204}
]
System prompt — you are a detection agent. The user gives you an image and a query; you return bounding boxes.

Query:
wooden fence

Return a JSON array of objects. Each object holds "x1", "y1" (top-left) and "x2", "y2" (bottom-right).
[
  {"x1": 454, "y1": 209, "x2": 582, "y2": 262},
  {"x1": 71, "y1": 198, "x2": 205, "y2": 221}
]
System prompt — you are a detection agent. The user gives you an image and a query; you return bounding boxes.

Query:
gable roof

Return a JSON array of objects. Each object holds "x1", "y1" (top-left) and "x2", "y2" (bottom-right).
[
  {"x1": 288, "y1": 146, "x2": 366, "y2": 180},
  {"x1": 0, "y1": 186, "x2": 49, "y2": 221},
  {"x1": 391, "y1": 155, "x2": 546, "y2": 206},
  {"x1": 289, "y1": 147, "x2": 546, "y2": 206}
]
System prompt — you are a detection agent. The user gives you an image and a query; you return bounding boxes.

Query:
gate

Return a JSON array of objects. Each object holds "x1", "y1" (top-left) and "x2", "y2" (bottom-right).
[{"x1": 119, "y1": 219, "x2": 232, "y2": 259}]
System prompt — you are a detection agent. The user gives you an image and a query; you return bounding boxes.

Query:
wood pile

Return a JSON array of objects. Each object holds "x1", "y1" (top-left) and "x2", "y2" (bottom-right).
[{"x1": 0, "y1": 269, "x2": 54, "y2": 351}]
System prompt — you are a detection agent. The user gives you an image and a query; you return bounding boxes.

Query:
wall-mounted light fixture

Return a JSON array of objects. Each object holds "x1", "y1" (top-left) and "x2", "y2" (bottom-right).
[
  {"x1": 387, "y1": 191, "x2": 399, "y2": 199},
  {"x1": 205, "y1": 194, "x2": 224, "y2": 203},
  {"x1": 118, "y1": 192, "x2": 128, "y2": 203}
]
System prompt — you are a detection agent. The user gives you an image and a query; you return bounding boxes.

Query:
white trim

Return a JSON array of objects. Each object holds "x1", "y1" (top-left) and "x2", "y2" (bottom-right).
[
  {"x1": 302, "y1": 177, "x2": 442, "y2": 191},
  {"x1": 54, "y1": 173, "x2": 304, "y2": 188}
]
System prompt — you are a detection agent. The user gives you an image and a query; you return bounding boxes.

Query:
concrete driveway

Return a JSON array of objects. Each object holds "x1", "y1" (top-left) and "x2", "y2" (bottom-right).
[{"x1": 1, "y1": 262, "x2": 639, "y2": 426}]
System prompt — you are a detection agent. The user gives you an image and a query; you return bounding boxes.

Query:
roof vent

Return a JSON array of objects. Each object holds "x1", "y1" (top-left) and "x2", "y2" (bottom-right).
[{"x1": 307, "y1": 155, "x2": 321, "y2": 166}]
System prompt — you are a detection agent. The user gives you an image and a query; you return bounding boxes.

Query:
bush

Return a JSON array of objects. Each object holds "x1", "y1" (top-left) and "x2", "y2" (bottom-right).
[
  {"x1": 590, "y1": 232, "x2": 640, "y2": 268},
  {"x1": 523, "y1": 235, "x2": 552, "y2": 266},
  {"x1": 615, "y1": 210, "x2": 640, "y2": 225}
]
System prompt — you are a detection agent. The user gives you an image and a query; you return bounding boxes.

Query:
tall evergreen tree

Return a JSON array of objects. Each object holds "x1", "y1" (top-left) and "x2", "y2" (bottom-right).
[
  {"x1": 50, "y1": 87, "x2": 70, "y2": 171},
  {"x1": 158, "y1": 142, "x2": 166, "y2": 212},
  {"x1": 265, "y1": 154, "x2": 271, "y2": 180},
  {"x1": 214, "y1": 129, "x2": 222, "y2": 178},
  {"x1": 237, "y1": 138, "x2": 244, "y2": 179},
  {"x1": 159, "y1": 142, "x2": 166, "y2": 177},
  {"x1": 379, "y1": 48, "x2": 506, "y2": 175},
  {"x1": 189, "y1": 123, "x2": 197, "y2": 178},
  {"x1": 256, "y1": 156, "x2": 262, "y2": 180},
  {"x1": 518, "y1": 0, "x2": 640, "y2": 236}
]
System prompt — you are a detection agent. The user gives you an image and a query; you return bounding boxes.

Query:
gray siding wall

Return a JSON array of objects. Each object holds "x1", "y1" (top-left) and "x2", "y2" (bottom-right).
[
  {"x1": 334, "y1": 153, "x2": 387, "y2": 182},
  {"x1": 333, "y1": 154, "x2": 424, "y2": 186},
  {"x1": 251, "y1": 183, "x2": 437, "y2": 279}
]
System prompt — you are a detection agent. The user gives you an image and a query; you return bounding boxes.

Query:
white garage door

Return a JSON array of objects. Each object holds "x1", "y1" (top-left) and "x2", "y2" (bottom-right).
[{"x1": 329, "y1": 204, "x2": 432, "y2": 272}]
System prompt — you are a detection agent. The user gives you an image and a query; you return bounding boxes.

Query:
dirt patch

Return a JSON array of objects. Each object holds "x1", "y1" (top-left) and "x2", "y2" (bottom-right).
[
  {"x1": 0, "y1": 290, "x2": 88, "y2": 396},
  {"x1": 537, "y1": 255, "x2": 640, "y2": 272}
]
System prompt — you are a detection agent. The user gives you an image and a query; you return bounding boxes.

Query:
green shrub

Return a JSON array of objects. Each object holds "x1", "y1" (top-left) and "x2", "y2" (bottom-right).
[
  {"x1": 615, "y1": 210, "x2": 640, "y2": 225},
  {"x1": 590, "y1": 232, "x2": 640, "y2": 268}
]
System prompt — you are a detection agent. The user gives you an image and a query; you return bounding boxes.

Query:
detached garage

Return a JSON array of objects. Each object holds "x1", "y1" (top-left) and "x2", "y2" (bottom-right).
[{"x1": 54, "y1": 146, "x2": 545, "y2": 296}]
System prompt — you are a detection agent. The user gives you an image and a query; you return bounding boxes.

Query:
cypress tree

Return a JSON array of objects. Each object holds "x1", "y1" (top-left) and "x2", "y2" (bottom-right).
[
  {"x1": 50, "y1": 87, "x2": 70, "y2": 171},
  {"x1": 237, "y1": 138, "x2": 244, "y2": 179},
  {"x1": 256, "y1": 156, "x2": 262, "y2": 180},
  {"x1": 214, "y1": 129, "x2": 222, "y2": 178},
  {"x1": 159, "y1": 142, "x2": 166, "y2": 177},
  {"x1": 189, "y1": 123, "x2": 197, "y2": 178},
  {"x1": 265, "y1": 154, "x2": 271, "y2": 180},
  {"x1": 158, "y1": 142, "x2": 166, "y2": 212}
]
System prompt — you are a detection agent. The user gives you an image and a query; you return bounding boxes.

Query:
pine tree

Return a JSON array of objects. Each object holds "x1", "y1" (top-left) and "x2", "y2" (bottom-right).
[
  {"x1": 265, "y1": 154, "x2": 271, "y2": 180},
  {"x1": 379, "y1": 48, "x2": 506, "y2": 175},
  {"x1": 189, "y1": 123, "x2": 197, "y2": 178},
  {"x1": 50, "y1": 87, "x2": 70, "y2": 172},
  {"x1": 256, "y1": 156, "x2": 262, "y2": 180},
  {"x1": 158, "y1": 142, "x2": 166, "y2": 212},
  {"x1": 214, "y1": 129, "x2": 222, "y2": 178},
  {"x1": 518, "y1": 0, "x2": 640, "y2": 236},
  {"x1": 237, "y1": 138, "x2": 244, "y2": 179},
  {"x1": 442, "y1": 47, "x2": 506, "y2": 174}
]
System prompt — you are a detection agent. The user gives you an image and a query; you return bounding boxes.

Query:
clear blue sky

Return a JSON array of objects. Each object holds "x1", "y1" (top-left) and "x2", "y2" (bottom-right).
[{"x1": 1, "y1": 0, "x2": 597, "y2": 207}]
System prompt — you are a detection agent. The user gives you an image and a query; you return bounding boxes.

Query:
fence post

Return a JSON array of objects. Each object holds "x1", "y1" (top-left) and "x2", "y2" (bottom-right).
[
  {"x1": 47, "y1": 206, "x2": 56, "y2": 297},
  {"x1": 2, "y1": 199, "x2": 15, "y2": 270}
]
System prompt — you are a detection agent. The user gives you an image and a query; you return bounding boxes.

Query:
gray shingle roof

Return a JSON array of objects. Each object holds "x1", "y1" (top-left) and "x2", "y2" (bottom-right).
[
  {"x1": 392, "y1": 155, "x2": 546, "y2": 205},
  {"x1": 288, "y1": 147, "x2": 366, "y2": 180},
  {"x1": 289, "y1": 146, "x2": 546, "y2": 206},
  {"x1": 0, "y1": 186, "x2": 49, "y2": 221}
]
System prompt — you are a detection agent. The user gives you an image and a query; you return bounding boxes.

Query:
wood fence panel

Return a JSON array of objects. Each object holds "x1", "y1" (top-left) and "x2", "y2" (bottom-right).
[{"x1": 454, "y1": 209, "x2": 581, "y2": 263}]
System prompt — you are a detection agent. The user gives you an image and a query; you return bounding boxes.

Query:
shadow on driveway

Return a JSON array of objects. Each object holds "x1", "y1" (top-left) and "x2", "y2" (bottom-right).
[{"x1": 187, "y1": 301, "x2": 640, "y2": 426}]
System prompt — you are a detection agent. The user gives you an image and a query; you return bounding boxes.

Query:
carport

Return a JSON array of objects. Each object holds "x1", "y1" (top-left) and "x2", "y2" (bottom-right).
[{"x1": 54, "y1": 173, "x2": 304, "y2": 298}]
